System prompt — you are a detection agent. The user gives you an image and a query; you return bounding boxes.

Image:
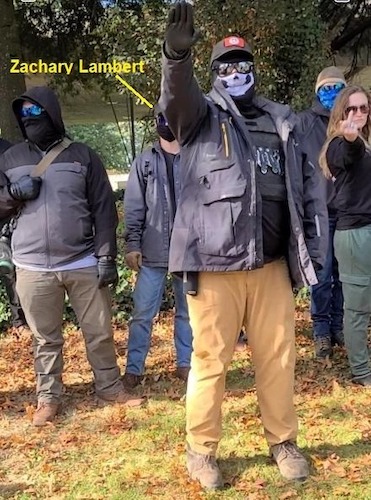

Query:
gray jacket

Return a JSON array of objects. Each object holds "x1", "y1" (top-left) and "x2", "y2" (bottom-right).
[
  {"x1": 159, "y1": 52, "x2": 328, "y2": 288},
  {"x1": 0, "y1": 87, "x2": 118, "y2": 268},
  {"x1": 124, "y1": 142, "x2": 181, "y2": 267}
]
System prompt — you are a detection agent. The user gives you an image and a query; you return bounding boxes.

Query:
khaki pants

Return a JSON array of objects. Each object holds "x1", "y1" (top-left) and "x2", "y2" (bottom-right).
[
  {"x1": 16, "y1": 267, "x2": 122, "y2": 403},
  {"x1": 186, "y1": 259, "x2": 297, "y2": 455}
]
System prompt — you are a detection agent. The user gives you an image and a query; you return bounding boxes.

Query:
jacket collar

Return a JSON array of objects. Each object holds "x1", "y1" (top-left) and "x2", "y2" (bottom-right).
[
  {"x1": 151, "y1": 140, "x2": 163, "y2": 155},
  {"x1": 209, "y1": 80, "x2": 294, "y2": 137},
  {"x1": 151, "y1": 140, "x2": 180, "y2": 158},
  {"x1": 311, "y1": 97, "x2": 330, "y2": 118}
]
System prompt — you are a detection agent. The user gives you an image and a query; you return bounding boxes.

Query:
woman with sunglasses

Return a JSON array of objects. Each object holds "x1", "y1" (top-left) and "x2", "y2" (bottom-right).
[{"x1": 320, "y1": 85, "x2": 371, "y2": 387}]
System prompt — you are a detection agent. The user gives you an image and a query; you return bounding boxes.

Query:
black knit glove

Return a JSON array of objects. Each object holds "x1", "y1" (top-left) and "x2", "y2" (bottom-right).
[
  {"x1": 97, "y1": 256, "x2": 118, "y2": 289},
  {"x1": 8, "y1": 175, "x2": 42, "y2": 201},
  {"x1": 165, "y1": 1, "x2": 200, "y2": 55}
]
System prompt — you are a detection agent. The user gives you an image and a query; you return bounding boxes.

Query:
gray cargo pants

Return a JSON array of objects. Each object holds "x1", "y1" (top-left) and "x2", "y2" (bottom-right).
[{"x1": 16, "y1": 266, "x2": 122, "y2": 403}]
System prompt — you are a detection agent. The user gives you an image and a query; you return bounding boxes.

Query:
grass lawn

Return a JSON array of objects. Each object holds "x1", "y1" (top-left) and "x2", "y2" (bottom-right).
[{"x1": 0, "y1": 311, "x2": 370, "y2": 500}]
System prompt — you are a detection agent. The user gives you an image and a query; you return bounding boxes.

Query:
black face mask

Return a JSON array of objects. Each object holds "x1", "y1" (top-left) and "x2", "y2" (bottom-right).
[
  {"x1": 156, "y1": 123, "x2": 175, "y2": 143},
  {"x1": 21, "y1": 114, "x2": 61, "y2": 151}
]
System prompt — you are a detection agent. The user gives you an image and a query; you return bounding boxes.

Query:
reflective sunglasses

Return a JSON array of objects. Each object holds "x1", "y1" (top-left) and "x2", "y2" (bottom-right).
[
  {"x1": 212, "y1": 61, "x2": 254, "y2": 77},
  {"x1": 345, "y1": 104, "x2": 370, "y2": 115},
  {"x1": 20, "y1": 104, "x2": 45, "y2": 118},
  {"x1": 320, "y1": 82, "x2": 345, "y2": 92}
]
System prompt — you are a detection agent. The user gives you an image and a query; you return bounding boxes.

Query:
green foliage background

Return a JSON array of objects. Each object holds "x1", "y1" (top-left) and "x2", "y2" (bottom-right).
[
  {"x1": 66, "y1": 120, "x2": 153, "y2": 171},
  {"x1": 14, "y1": 0, "x2": 338, "y2": 111}
]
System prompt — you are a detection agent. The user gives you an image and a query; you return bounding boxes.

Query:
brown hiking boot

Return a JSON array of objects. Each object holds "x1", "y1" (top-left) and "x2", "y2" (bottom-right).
[
  {"x1": 175, "y1": 367, "x2": 190, "y2": 381},
  {"x1": 270, "y1": 441, "x2": 309, "y2": 481},
  {"x1": 33, "y1": 402, "x2": 60, "y2": 427},
  {"x1": 97, "y1": 386, "x2": 145, "y2": 407},
  {"x1": 186, "y1": 446, "x2": 224, "y2": 490},
  {"x1": 122, "y1": 373, "x2": 143, "y2": 390}
]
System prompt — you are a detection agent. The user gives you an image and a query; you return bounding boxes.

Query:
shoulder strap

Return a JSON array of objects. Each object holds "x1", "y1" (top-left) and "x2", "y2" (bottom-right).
[{"x1": 31, "y1": 138, "x2": 73, "y2": 178}]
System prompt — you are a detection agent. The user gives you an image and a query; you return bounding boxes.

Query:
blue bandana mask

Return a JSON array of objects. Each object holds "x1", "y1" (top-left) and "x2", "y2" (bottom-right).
[{"x1": 317, "y1": 83, "x2": 345, "y2": 110}]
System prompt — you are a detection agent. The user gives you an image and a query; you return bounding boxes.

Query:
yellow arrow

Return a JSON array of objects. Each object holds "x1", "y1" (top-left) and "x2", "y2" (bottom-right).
[{"x1": 115, "y1": 75, "x2": 153, "y2": 109}]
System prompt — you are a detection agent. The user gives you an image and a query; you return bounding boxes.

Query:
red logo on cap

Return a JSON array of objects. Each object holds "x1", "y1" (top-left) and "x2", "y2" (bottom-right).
[{"x1": 224, "y1": 36, "x2": 245, "y2": 48}]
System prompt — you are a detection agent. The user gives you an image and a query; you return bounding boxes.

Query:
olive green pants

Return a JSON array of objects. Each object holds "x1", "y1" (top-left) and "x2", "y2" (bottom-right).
[{"x1": 334, "y1": 226, "x2": 371, "y2": 379}]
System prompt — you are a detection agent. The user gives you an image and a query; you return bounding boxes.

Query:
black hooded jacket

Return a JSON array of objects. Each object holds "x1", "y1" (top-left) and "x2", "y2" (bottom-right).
[
  {"x1": 0, "y1": 86, "x2": 118, "y2": 268},
  {"x1": 295, "y1": 99, "x2": 337, "y2": 216}
]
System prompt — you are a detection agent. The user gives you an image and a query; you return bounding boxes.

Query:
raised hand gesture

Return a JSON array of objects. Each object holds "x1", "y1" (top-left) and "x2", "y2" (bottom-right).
[
  {"x1": 339, "y1": 110, "x2": 359, "y2": 142},
  {"x1": 165, "y1": 1, "x2": 200, "y2": 54}
]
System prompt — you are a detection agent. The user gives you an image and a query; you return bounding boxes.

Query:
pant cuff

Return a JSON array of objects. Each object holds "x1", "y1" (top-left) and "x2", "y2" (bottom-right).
[{"x1": 186, "y1": 439, "x2": 218, "y2": 456}]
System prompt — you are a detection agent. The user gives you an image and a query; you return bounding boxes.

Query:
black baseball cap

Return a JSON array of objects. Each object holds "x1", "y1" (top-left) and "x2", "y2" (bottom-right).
[{"x1": 210, "y1": 35, "x2": 253, "y2": 67}]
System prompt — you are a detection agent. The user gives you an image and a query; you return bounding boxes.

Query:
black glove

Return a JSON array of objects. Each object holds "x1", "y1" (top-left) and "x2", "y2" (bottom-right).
[
  {"x1": 97, "y1": 256, "x2": 118, "y2": 289},
  {"x1": 165, "y1": 1, "x2": 200, "y2": 55},
  {"x1": 8, "y1": 175, "x2": 42, "y2": 201}
]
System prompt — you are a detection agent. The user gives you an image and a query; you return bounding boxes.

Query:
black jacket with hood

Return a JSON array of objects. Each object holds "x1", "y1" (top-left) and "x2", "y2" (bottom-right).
[
  {"x1": 295, "y1": 99, "x2": 337, "y2": 216},
  {"x1": 159, "y1": 51, "x2": 328, "y2": 288},
  {"x1": 0, "y1": 86, "x2": 118, "y2": 268}
]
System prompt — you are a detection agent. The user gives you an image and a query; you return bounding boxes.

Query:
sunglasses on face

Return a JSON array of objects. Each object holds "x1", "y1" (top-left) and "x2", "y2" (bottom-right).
[
  {"x1": 320, "y1": 83, "x2": 345, "y2": 92},
  {"x1": 20, "y1": 104, "x2": 44, "y2": 118},
  {"x1": 212, "y1": 61, "x2": 254, "y2": 77},
  {"x1": 345, "y1": 105, "x2": 370, "y2": 115}
]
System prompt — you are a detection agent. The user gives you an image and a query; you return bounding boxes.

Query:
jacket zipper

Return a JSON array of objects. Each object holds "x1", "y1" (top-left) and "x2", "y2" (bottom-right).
[
  {"x1": 44, "y1": 168, "x2": 51, "y2": 268},
  {"x1": 221, "y1": 122, "x2": 230, "y2": 158}
]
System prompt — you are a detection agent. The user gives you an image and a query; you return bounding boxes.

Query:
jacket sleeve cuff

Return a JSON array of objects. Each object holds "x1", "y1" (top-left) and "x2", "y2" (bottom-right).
[
  {"x1": 94, "y1": 229, "x2": 117, "y2": 258},
  {"x1": 163, "y1": 42, "x2": 190, "y2": 61},
  {"x1": 125, "y1": 242, "x2": 141, "y2": 254}
]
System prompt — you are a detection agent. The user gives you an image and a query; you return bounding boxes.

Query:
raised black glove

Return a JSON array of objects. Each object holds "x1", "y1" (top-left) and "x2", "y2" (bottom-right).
[
  {"x1": 8, "y1": 175, "x2": 42, "y2": 201},
  {"x1": 165, "y1": 1, "x2": 200, "y2": 54},
  {"x1": 97, "y1": 256, "x2": 118, "y2": 289}
]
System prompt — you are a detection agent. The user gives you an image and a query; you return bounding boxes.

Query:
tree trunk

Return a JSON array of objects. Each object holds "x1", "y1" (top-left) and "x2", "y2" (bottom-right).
[{"x1": 0, "y1": 0, "x2": 26, "y2": 143}]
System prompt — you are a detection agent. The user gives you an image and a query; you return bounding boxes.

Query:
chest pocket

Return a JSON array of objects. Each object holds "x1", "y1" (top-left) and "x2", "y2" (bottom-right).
[
  {"x1": 52, "y1": 163, "x2": 87, "y2": 194},
  {"x1": 197, "y1": 163, "x2": 247, "y2": 257}
]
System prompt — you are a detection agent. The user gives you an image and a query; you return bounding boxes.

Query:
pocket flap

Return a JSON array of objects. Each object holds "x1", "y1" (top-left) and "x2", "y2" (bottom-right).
[
  {"x1": 198, "y1": 159, "x2": 235, "y2": 176},
  {"x1": 54, "y1": 164, "x2": 82, "y2": 174},
  {"x1": 201, "y1": 181, "x2": 247, "y2": 205},
  {"x1": 340, "y1": 273, "x2": 370, "y2": 286}
]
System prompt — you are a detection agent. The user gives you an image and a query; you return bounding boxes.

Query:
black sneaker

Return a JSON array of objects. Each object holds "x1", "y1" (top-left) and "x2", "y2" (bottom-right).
[
  {"x1": 331, "y1": 331, "x2": 344, "y2": 347},
  {"x1": 315, "y1": 336, "x2": 333, "y2": 359},
  {"x1": 270, "y1": 441, "x2": 309, "y2": 481},
  {"x1": 122, "y1": 373, "x2": 142, "y2": 390}
]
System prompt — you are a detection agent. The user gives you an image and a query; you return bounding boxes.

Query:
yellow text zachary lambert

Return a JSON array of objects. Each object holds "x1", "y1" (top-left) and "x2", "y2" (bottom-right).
[{"x1": 10, "y1": 59, "x2": 145, "y2": 75}]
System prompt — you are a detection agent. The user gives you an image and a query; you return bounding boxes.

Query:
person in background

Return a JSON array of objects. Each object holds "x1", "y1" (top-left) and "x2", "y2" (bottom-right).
[
  {"x1": 160, "y1": 2, "x2": 328, "y2": 490},
  {"x1": 320, "y1": 85, "x2": 371, "y2": 387},
  {"x1": 0, "y1": 86, "x2": 144, "y2": 426},
  {"x1": 296, "y1": 67, "x2": 346, "y2": 359},
  {"x1": 123, "y1": 108, "x2": 193, "y2": 390}
]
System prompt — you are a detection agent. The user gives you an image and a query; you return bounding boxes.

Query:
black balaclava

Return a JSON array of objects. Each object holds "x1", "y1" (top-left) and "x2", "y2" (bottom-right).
[
  {"x1": 21, "y1": 112, "x2": 62, "y2": 151},
  {"x1": 156, "y1": 112, "x2": 175, "y2": 142}
]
